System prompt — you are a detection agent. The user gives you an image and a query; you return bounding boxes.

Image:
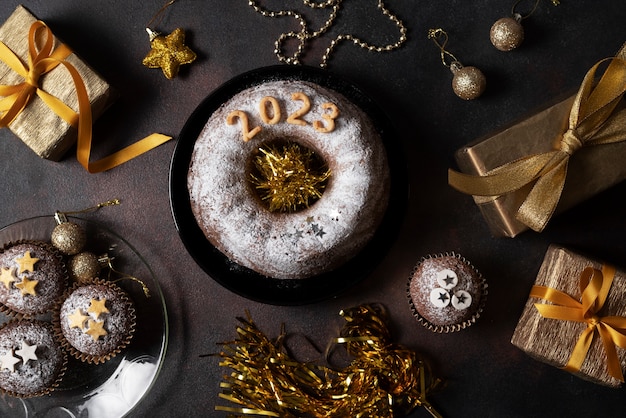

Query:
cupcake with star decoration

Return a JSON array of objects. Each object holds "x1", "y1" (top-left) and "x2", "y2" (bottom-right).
[
  {"x1": 0, "y1": 319, "x2": 67, "y2": 398},
  {"x1": 54, "y1": 279, "x2": 136, "y2": 364},
  {"x1": 0, "y1": 241, "x2": 69, "y2": 317},
  {"x1": 407, "y1": 252, "x2": 488, "y2": 333}
]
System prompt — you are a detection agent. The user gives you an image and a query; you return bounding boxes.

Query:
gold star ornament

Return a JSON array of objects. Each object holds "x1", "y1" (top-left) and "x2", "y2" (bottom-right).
[{"x1": 142, "y1": 27, "x2": 197, "y2": 79}]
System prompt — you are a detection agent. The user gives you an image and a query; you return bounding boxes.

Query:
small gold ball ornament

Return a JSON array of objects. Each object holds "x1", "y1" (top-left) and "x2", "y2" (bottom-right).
[
  {"x1": 451, "y1": 63, "x2": 486, "y2": 100},
  {"x1": 51, "y1": 222, "x2": 87, "y2": 255},
  {"x1": 490, "y1": 15, "x2": 524, "y2": 51},
  {"x1": 69, "y1": 252, "x2": 102, "y2": 282}
]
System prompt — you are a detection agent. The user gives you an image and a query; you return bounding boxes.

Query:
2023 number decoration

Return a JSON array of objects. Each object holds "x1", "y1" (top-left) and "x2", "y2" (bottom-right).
[{"x1": 226, "y1": 92, "x2": 340, "y2": 142}]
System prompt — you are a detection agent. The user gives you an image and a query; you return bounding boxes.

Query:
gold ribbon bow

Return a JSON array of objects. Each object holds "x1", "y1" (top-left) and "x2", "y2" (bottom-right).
[
  {"x1": 530, "y1": 265, "x2": 626, "y2": 382},
  {"x1": 0, "y1": 21, "x2": 171, "y2": 173},
  {"x1": 448, "y1": 57, "x2": 626, "y2": 232}
]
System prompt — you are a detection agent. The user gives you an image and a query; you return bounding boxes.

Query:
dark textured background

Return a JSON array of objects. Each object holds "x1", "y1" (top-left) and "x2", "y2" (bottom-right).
[{"x1": 1, "y1": 1, "x2": 625, "y2": 416}]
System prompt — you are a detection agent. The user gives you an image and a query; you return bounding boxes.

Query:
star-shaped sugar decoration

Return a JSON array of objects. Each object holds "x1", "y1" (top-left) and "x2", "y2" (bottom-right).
[
  {"x1": 15, "y1": 276, "x2": 38, "y2": 296},
  {"x1": 0, "y1": 267, "x2": 15, "y2": 289},
  {"x1": 443, "y1": 275, "x2": 456, "y2": 286},
  {"x1": 15, "y1": 341, "x2": 38, "y2": 365},
  {"x1": 0, "y1": 349, "x2": 20, "y2": 372},
  {"x1": 15, "y1": 251, "x2": 39, "y2": 274},
  {"x1": 452, "y1": 290, "x2": 472, "y2": 311},
  {"x1": 87, "y1": 298, "x2": 109, "y2": 320},
  {"x1": 68, "y1": 308, "x2": 90, "y2": 329},
  {"x1": 85, "y1": 319, "x2": 107, "y2": 341},
  {"x1": 142, "y1": 27, "x2": 197, "y2": 79}
]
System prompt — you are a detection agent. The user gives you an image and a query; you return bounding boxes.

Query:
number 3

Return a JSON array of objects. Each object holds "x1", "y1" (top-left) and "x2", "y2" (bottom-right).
[{"x1": 313, "y1": 103, "x2": 339, "y2": 133}]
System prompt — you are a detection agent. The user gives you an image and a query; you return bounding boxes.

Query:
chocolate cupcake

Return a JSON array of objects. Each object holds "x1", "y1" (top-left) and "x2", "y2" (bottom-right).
[
  {"x1": 407, "y1": 253, "x2": 487, "y2": 333},
  {"x1": 55, "y1": 279, "x2": 136, "y2": 364},
  {"x1": 0, "y1": 320, "x2": 67, "y2": 398},
  {"x1": 0, "y1": 241, "x2": 69, "y2": 316}
]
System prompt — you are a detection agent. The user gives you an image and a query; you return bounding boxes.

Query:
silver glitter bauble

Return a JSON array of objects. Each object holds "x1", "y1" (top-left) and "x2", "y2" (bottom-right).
[
  {"x1": 51, "y1": 222, "x2": 87, "y2": 255},
  {"x1": 490, "y1": 16, "x2": 524, "y2": 51},
  {"x1": 451, "y1": 64, "x2": 486, "y2": 100},
  {"x1": 69, "y1": 251, "x2": 102, "y2": 282}
]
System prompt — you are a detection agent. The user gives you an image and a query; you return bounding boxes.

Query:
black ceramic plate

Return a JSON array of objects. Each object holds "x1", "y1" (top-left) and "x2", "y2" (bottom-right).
[{"x1": 169, "y1": 65, "x2": 407, "y2": 305}]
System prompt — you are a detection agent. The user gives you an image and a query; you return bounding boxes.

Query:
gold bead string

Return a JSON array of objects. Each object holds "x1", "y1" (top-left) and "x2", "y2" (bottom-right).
[{"x1": 248, "y1": 0, "x2": 407, "y2": 68}]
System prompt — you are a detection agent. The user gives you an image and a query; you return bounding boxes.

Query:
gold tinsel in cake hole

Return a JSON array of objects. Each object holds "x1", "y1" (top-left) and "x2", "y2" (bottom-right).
[
  {"x1": 209, "y1": 304, "x2": 443, "y2": 417},
  {"x1": 249, "y1": 141, "x2": 331, "y2": 213}
]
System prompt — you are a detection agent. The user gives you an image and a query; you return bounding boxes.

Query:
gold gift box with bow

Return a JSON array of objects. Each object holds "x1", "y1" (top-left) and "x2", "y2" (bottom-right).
[
  {"x1": 0, "y1": 5, "x2": 113, "y2": 161},
  {"x1": 511, "y1": 245, "x2": 626, "y2": 387},
  {"x1": 450, "y1": 44, "x2": 626, "y2": 237}
]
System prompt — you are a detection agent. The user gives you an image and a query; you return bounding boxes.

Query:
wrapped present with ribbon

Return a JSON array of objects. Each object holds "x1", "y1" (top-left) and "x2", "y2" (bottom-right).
[
  {"x1": 0, "y1": 5, "x2": 170, "y2": 172},
  {"x1": 0, "y1": 5, "x2": 113, "y2": 161},
  {"x1": 511, "y1": 245, "x2": 626, "y2": 387},
  {"x1": 448, "y1": 43, "x2": 626, "y2": 237}
]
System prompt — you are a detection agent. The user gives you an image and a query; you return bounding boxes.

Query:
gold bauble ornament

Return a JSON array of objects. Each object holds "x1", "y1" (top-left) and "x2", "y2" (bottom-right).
[
  {"x1": 428, "y1": 28, "x2": 486, "y2": 101},
  {"x1": 490, "y1": 15, "x2": 524, "y2": 51},
  {"x1": 69, "y1": 252, "x2": 102, "y2": 282},
  {"x1": 51, "y1": 222, "x2": 87, "y2": 255},
  {"x1": 451, "y1": 63, "x2": 486, "y2": 100}
]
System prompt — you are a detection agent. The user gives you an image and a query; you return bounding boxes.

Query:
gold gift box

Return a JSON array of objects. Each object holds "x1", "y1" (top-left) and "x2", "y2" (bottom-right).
[
  {"x1": 454, "y1": 45, "x2": 626, "y2": 238},
  {"x1": 511, "y1": 245, "x2": 626, "y2": 387},
  {"x1": 0, "y1": 5, "x2": 113, "y2": 161}
]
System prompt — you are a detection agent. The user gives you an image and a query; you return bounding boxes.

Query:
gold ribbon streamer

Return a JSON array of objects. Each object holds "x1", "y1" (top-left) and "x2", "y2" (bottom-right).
[
  {"x1": 448, "y1": 57, "x2": 626, "y2": 232},
  {"x1": 0, "y1": 21, "x2": 171, "y2": 173},
  {"x1": 530, "y1": 264, "x2": 626, "y2": 382}
]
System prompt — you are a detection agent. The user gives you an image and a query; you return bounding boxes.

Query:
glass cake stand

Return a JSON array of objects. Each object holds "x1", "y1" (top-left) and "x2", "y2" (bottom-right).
[{"x1": 0, "y1": 216, "x2": 168, "y2": 418}]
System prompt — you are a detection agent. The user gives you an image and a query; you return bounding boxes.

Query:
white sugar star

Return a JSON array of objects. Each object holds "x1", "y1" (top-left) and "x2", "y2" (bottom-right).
[
  {"x1": 0, "y1": 349, "x2": 20, "y2": 372},
  {"x1": 15, "y1": 341, "x2": 38, "y2": 365}
]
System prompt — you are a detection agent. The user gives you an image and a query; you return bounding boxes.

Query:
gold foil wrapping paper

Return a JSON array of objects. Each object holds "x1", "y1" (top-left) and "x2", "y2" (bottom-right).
[
  {"x1": 0, "y1": 5, "x2": 113, "y2": 161},
  {"x1": 511, "y1": 245, "x2": 626, "y2": 387},
  {"x1": 454, "y1": 44, "x2": 626, "y2": 238}
]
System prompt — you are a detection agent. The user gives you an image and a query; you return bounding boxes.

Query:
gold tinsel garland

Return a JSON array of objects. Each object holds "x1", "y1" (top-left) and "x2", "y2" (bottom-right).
[
  {"x1": 213, "y1": 304, "x2": 443, "y2": 417},
  {"x1": 250, "y1": 142, "x2": 331, "y2": 213}
]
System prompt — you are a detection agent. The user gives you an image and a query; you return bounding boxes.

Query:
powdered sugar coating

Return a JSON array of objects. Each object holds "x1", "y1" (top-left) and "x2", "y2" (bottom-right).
[
  {"x1": 188, "y1": 80, "x2": 390, "y2": 279},
  {"x1": 409, "y1": 254, "x2": 485, "y2": 328},
  {"x1": 0, "y1": 320, "x2": 65, "y2": 397},
  {"x1": 59, "y1": 283, "x2": 134, "y2": 358},
  {"x1": 0, "y1": 242, "x2": 68, "y2": 316}
]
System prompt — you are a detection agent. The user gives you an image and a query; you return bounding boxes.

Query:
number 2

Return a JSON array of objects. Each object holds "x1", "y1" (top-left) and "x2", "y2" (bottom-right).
[
  {"x1": 287, "y1": 92, "x2": 311, "y2": 126},
  {"x1": 226, "y1": 110, "x2": 261, "y2": 142}
]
